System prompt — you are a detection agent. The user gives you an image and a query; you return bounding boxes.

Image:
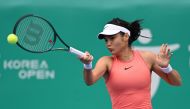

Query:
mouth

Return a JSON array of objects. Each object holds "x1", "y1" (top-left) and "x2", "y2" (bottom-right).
[{"x1": 108, "y1": 48, "x2": 113, "y2": 52}]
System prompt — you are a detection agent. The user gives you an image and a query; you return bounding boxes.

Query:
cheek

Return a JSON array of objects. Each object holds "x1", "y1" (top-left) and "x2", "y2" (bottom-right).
[{"x1": 113, "y1": 41, "x2": 122, "y2": 48}]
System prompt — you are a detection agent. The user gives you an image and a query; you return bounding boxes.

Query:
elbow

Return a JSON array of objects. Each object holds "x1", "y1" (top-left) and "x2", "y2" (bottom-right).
[
  {"x1": 176, "y1": 80, "x2": 182, "y2": 86},
  {"x1": 175, "y1": 78, "x2": 182, "y2": 86},
  {"x1": 170, "y1": 79, "x2": 182, "y2": 86},
  {"x1": 167, "y1": 73, "x2": 182, "y2": 86},
  {"x1": 86, "y1": 82, "x2": 93, "y2": 86},
  {"x1": 84, "y1": 76, "x2": 97, "y2": 86},
  {"x1": 171, "y1": 82, "x2": 182, "y2": 86},
  {"x1": 85, "y1": 80, "x2": 95, "y2": 86}
]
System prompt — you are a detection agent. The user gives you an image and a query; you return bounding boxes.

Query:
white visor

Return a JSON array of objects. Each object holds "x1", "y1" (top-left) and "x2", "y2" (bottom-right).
[{"x1": 98, "y1": 24, "x2": 130, "y2": 39}]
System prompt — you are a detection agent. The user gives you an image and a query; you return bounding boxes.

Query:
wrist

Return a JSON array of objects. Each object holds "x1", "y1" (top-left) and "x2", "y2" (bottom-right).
[
  {"x1": 84, "y1": 62, "x2": 92, "y2": 70},
  {"x1": 160, "y1": 64, "x2": 173, "y2": 74}
]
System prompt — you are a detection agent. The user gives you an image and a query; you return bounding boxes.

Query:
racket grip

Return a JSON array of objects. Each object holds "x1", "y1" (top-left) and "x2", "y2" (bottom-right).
[{"x1": 69, "y1": 47, "x2": 85, "y2": 57}]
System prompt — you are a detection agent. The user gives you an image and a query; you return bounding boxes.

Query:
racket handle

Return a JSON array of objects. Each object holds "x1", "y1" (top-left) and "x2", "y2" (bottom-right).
[{"x1": 69, "y1": 47, "x2": 85, "y2": 57}]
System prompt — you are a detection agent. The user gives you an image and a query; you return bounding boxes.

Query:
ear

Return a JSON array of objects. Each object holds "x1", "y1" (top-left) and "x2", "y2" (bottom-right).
[{"x1": 123, "y1": 33, "x2": 129, "y2": 41}]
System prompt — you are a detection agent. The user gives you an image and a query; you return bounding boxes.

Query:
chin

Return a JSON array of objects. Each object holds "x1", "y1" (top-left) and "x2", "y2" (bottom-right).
[{"x1": 110, "y1": 51, "x2": 117, "y2": 55}]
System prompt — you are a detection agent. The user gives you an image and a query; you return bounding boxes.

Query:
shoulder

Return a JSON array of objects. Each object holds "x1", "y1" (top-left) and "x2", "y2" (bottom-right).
[
  {"x1": 137, "y1": 50, "x2": 156, "y2": 58},
  {"x1": 95, "y1": 56, "x2": 113, "y2": 73},
  {"x1": 137, "y1": 50, "x2": 156, "y2": 66},
  {"x1": 96, "y1": 56, "x2": 113, "y2": 68},
  {"x1": 98, "y1": 56, "x2": 113, "y2": 63}
]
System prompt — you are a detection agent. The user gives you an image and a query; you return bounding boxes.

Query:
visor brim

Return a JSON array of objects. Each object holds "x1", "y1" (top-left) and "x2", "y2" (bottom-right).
[{"x1": 97, "y1": 30, "x2": 120, "y2": 39}]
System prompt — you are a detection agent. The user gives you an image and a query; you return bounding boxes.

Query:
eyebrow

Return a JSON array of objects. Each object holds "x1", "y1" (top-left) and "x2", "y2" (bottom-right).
[
  {"x1": 103, "y1": 35, "x2": 114, "y2": 39},
  {"x1": 103, "y1": 35, "x2": 116, "y2": 39}
]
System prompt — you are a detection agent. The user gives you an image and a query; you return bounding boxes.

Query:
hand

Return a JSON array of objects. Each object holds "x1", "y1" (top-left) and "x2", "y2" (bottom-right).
[
  {"x1": 79, "y1": 51, "x2": 93, "y2": 64},
  {"x1": 156, "y1": 44, "x2": 173, "y2": 68}
]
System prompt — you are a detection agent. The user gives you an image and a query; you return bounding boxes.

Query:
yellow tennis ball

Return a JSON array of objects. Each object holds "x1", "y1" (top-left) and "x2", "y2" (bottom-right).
[{"x1": 7, "y1": 34, "x2": 18, "y2": 44}]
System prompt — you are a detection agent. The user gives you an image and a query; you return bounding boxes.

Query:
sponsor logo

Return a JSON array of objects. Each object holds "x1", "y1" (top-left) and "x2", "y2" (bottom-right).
[{"x1": 124, "y1": 66, "x2": 133, "y2": 70}]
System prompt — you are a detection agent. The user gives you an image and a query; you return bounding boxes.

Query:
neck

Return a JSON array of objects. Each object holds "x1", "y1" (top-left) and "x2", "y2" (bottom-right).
[{"x1": 116, "y1": 47, "x2": 133, "y2": 61}]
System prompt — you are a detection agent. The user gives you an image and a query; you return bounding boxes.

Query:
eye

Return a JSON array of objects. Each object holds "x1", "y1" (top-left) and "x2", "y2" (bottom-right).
[
  {"x1": 104, "y1": 38, "x2": 108, "y2": 42},
  {"x1": 110, "y1": 36, "x2": 115, "y2": 40}
]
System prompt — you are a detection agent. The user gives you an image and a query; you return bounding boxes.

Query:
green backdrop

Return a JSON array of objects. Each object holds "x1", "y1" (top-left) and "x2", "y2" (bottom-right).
[{"x1": 0, "y1": 0, "x2": 190, "y2": 109}]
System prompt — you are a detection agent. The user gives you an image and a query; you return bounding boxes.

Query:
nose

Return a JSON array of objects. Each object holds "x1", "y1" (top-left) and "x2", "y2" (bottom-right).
[{"x1": 106, "y1": 40, "x2": 112, "y2": 47}]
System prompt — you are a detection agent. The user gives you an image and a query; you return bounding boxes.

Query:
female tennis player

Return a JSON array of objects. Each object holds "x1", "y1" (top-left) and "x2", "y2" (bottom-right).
[{"x1": 79, "y1": 18, "x2": 182, "y2": 109}]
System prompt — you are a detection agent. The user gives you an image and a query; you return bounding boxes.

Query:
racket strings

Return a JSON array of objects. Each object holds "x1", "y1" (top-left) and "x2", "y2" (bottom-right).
[
  {"x1": 32, "y1": 17, "x2": 53, "y2": 51},
  {"x1": 15, "y1": 16, "x2": 55, "y2": 52}
]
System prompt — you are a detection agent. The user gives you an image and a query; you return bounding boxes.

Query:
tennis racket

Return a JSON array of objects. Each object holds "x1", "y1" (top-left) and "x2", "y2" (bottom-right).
[{"x1": 13, "y1": 14, "x2": 85, "y2": 57}]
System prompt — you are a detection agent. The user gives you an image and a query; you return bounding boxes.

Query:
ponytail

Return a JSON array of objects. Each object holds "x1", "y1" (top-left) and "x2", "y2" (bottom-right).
[{"x1": 128, "y1": 20, "x2": 143, "y2": 47}]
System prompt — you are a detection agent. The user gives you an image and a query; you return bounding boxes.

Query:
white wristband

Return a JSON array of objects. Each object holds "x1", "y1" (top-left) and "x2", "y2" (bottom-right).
[
  {"x1": 160, "y1": 64, "x2": 173, "y2": 74},
  {"x1": 84, "y1": 62, "x2": 92, "y2": 70}
]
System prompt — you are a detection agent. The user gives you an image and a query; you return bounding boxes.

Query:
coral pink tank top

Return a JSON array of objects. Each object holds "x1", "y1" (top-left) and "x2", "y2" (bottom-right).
[{"x1": 105, "y1": 50, "x2": 152, "y2": 109}]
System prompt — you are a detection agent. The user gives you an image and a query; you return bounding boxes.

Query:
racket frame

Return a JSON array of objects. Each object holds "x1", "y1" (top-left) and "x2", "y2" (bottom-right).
[{"x1": 13, "y1": 14, "x2": 70, "y2": 53}]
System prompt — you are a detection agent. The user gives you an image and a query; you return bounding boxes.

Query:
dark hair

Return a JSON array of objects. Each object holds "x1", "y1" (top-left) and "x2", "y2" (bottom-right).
[{"x1": 107, "y1": 18, "x2": 142, "y2": 47}]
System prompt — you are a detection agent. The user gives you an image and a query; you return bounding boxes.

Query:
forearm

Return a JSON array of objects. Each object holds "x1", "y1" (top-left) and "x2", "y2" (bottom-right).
[
  {"x1": 166, "y1": 69, "x2": 182, "y2": 86},
  {"x1": 83, "y1": 67, "x2": 105, "y2": 86},
  {"x1": 83, "y1": 69, "x2": 94, "y2": 86},
  {"x1": 153, "y1": 64, "x2": 182, "y2": 86},
  {"x1": 80, "y1": 54, "x2": 108, "y2": 86}
]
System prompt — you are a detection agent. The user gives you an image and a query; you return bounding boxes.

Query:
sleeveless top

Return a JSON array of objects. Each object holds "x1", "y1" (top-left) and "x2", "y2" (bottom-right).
[{"x1": 105, "y1": 50, "x2": 152, "y2": 109}]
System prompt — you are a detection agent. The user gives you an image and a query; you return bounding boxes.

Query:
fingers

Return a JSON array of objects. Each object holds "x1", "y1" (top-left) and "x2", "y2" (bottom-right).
[
  {"x1": 166, "y1": 48, "x2": 170, "y2": 58},
  {"x1": 79, "y1": 51, "x2": 93, "y2": 64},
  {"x1": 161, "y1": 44, "x2": 167, "y2": 54},
  {"x1": 168, "y1": 49, "x2": 173, "y2": 58},
  {"x1": 165, "y1": 44, "x2": 169, "y2": 56},
  {"x1": 163, "y1": 44, "x2": 167, "y2": 54},
  {"x1": 85, "y1": 51, "x2": 93, "y2": 60},
  {"x1": 160, "y1": 43, "x2": 173, "y2": 58}
]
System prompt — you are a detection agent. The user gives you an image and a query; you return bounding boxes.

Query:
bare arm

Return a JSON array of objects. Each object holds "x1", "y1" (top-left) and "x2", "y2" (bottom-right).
[
  {"x1": 80, "y1": 52, "x2": 109, "y2": 86},
  {"x1": 83, "y1": 57, "x2": 109, "y2": 85},
  {"x1": 153, "y1": 64, "x2": 182, "y2": 86},
  {"x1": 152, "y1": 44, "x2": 182, "y2": 86}
]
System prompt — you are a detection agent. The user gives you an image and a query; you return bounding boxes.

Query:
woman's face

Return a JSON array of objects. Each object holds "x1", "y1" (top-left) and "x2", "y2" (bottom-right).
[{"x1": 103, "y1": 33, "x2": 128, "y2": 55}]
